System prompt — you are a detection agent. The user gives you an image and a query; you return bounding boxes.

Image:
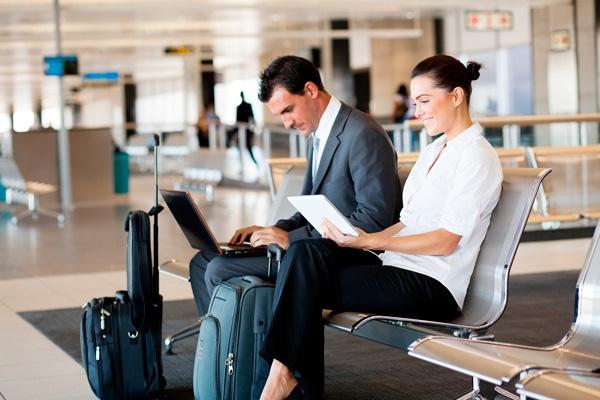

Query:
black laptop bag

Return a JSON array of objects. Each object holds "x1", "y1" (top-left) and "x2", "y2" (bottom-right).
[{"x1": 81, "y1": 135, "x2": 165, "y2": 400}]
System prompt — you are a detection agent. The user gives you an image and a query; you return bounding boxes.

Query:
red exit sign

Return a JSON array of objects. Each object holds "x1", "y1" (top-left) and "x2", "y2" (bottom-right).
[{"x1": 465, "y1": 10, "x2": 513, "y2": 31}]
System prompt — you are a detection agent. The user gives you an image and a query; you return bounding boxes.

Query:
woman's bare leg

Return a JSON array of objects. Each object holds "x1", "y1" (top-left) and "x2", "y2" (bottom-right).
[{"x1": 259, "y1": 359, "x2": 298, "y2": 400}]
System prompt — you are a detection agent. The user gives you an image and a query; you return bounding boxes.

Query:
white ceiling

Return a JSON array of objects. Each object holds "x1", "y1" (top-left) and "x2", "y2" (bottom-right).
[{"x1": 0, "y1": 0, "x2": 569, "y2": 96}]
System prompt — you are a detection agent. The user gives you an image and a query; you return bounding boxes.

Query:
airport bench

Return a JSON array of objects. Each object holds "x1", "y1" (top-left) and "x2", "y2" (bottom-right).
[
  {"x1": 390, "y1": 146, "x2": 586, "y2": 227},
  {"x1": 525, "y1": 144, "x2": 600, "y2": 227},
  {"x1": 262, "y1": 163, "x2": 550, "y2": 397},
  {"x1": 265, "y1": 160, "x2": 305, "y2": 225},
  {"x1": 160, "y1": 132, "x2": 192, "y2": 174},
  {"x1": 158, "y1": 259, "x2": 203, "y2": 353},
  {"x1": 264, "y1": 151, "x2": 552, "y2": 227},
  {"x1": 408, "y1": 220, "x2": 600, "y2": 399},
  {"x1": 174, "y1": 149, "x2": 229, "y2": 202},
  {"x1": 125, "y1": 134, "x2": 154, "y2": 173},
  {"x1": 263, "y1": 162, "x2": 550, "y2": 344},
  {"x1": 265, "y1": 157, "x2": 306, "y2": 201},
  {"x1": 175, "y1": 167, "x2": 223, "y2": 203},
  {"x1": 322, "y1": 168, "x2": 549, "y2": 353},
  {"x1": 516, "y1": 369, "x2": 600, "y2": 400},
  {"x1": 0, "y1": 156, "x2": 64, "y2": 225}
]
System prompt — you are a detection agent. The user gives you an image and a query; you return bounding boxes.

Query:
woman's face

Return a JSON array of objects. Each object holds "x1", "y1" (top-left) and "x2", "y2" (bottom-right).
[{"x1": 410, "y1": 75, "x2": 459, "y2": 136}]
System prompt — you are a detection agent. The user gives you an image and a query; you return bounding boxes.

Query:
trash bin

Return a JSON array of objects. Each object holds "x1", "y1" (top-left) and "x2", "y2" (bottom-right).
[{"x1": 113, "y1": 150, "x2": 129, "y2": 194}]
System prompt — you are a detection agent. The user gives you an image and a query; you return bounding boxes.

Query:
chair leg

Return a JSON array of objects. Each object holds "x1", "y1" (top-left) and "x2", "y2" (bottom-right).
[
  {"x1": 36, "y1": 207, "x2": 65, "y2": 226},
  {"x1": 10, "y1": 208, "x2": 34, "y2": 225},
  {"x1": 455, "y1": 377, "x2": 489, "y2": 400},
  {"x1": 11, "y1": 208, "x2": 64, "y2": 226},
  {"x1": 9, "y1": 194, "x2": 64, "y2": 226},
  {"x1": 493, "y1": 385, "x2": 520, "y2": 400},
  {"x1": 164, "y1": 321, "x2": 201, "y2": 354}
]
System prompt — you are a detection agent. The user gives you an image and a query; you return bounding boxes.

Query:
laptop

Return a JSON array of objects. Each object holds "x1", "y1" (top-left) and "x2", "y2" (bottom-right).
[{"x1": 160, "y1": 189, "x2": 266, "y2": 257}]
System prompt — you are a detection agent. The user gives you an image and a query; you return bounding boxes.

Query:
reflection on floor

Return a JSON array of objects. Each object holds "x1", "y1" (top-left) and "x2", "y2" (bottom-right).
[{"x1": 0, "y1": 174, "x2": 592, "y2": 399}]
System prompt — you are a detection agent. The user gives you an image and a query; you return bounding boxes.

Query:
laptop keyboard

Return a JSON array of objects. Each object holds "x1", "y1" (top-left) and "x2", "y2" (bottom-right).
[{"x1": 220, "y1": 243, "x2": 252, "y2": 251}]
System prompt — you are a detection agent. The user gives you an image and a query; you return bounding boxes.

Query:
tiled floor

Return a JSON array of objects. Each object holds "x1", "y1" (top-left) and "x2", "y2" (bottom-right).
[{"x1": 0, "y1": 174, "x2": 592, "y2": 399}]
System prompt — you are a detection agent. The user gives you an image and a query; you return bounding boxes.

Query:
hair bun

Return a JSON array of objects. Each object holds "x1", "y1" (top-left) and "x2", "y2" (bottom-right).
[{"x1": 466, "y1": 61, "x2": 481, "y2": 81}]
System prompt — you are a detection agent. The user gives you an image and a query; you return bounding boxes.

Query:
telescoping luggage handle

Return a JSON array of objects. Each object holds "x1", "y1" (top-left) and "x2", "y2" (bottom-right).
[
  {"x1": 147, "y1": 133, "x2": 164, "y2": 299},
  {"x1": 124, "y1": 134, "x2": 163, "y2": 332},
  {"x1": 266, "y1": 244, "x2": 285, "y2": 278}
]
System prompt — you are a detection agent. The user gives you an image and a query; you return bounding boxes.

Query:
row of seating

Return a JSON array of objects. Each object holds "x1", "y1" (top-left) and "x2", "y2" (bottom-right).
[
  {"x1": 0, "y1": 157, "x2": 64, "y2": 225},
  {"x1": 130, "y1": 128, "x2": 600, "y2": 229},
  {"x1": 408, "y1": 221, "x2": 600, "y2": 399},
  {"x1": 267, "y1": 143, "x2": 600, "y2": 227},
  {"x1": 160, "y1": 157, "x2": 597, "y2": 398},
  {"x1": 266, "y1": 158, "x2": 600, "y2": 398}
]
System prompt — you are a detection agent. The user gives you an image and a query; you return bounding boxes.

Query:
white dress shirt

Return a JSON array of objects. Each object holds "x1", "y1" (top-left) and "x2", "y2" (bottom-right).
[
  {"x1": 311, "y1": 96, "x2": 342, "y2": 175},
  {"x1": 379, "y1": 122, "x2": 502, "y2": 308}
]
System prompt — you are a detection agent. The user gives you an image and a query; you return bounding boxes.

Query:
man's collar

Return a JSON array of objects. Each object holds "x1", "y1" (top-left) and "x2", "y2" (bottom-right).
[{"x1": 313, "y1": 96, "x2": 342, "y2": 141}]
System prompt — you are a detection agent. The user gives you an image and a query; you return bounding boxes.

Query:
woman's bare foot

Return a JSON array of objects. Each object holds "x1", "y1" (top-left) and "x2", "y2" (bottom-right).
[{"x1": 259, "y1": 359, "x2": 299, "y2": 400}]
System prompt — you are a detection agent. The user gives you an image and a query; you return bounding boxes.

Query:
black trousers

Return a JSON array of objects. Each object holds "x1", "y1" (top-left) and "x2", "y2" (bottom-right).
[
  {"x1": 259, "y1": 239, "x2": 460, "y2": 399},
  {"x1": 226, "y1": 127, "x2": 258, "y2": 165},
  {"x1": 189, "y1": 252, "x2": 276, "y2": 316}
]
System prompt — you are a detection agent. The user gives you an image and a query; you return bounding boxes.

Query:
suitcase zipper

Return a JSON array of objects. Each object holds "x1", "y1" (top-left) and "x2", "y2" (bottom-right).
[
  {"x1": 95, "y1": 300, "x2": 106, "y2": 398},
  {"x1": 223, "y1": 283, "x2": 244, "y2": 399},
  {"x1": 225, "y1": 352, "x2": 234, "y2": 376},
  {"x1": 97, "y1": 305, "x2": 111, "y2": 361},
  {"x1": 100, "y1": 308, "x2": 111, "y2": 331}
]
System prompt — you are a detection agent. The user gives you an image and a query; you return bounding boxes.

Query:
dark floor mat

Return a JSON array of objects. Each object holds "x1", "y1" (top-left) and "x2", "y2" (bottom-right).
[{"x1": 19, "y1": 270, "x2": 578, "y2": 399}]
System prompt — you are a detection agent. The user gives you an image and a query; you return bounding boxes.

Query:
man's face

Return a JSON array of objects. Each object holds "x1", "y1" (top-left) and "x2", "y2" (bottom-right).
[{"x1": 266, "y1": 84, "x2": 320, "y2": 136}]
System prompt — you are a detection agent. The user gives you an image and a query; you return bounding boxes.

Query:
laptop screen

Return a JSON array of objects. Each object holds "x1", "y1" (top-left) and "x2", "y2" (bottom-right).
[{"x1": 159, "y1": 189, "x2": 222, "y2": 254}]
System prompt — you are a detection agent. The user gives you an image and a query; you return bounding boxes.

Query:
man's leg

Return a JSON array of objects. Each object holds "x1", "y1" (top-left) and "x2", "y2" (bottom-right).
[
  {"x1": 189, "y1": 251, "x2": 216, "y2": 316},
  {"x1": 246, "y1": 130, "x2": 258, "y2": 165},
  {"x1": 204, "y1": 254, "x2": 275, "y2": 296},
  {"x1": 190, "y1": 251, "x2": 277, "y2": 316}
]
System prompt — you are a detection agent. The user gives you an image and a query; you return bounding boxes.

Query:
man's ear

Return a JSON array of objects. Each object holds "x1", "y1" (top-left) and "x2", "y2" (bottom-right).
[{"x1": 304, "y1": 81, "x2": 320, "y2": 98}]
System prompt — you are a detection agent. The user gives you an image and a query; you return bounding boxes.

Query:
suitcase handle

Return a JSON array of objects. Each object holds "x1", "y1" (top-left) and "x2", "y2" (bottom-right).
[
  {"x1": 150, "y1": 133, "x2": 162, "y2": 299},
  {"x1": 266, "y1": 244, "x2": 285, "y2": 278},
  {"x1": 115, "y1": 290, "x2": 130, "y2": 303}
]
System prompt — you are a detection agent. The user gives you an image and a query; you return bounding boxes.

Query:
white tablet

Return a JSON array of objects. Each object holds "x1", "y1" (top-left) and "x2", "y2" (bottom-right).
[{"x1": 288, "y1": 195, "x2": 358, "y2": 237}]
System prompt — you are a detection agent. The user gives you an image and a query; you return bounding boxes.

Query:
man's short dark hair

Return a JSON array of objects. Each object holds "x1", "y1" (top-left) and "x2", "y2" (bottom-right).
[{"x1": 258, "y1": 55, "x2": 325, "y2": 102}]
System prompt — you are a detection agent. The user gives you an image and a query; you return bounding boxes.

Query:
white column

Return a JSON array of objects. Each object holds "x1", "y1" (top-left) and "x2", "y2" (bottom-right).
[{"x1": 53, "y1": 0, "x2": 72, "y2": 211}]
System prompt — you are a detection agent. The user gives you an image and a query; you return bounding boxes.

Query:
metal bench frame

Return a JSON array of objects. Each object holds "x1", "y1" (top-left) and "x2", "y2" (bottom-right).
[
  {"x1": 516, "y1": 369, "x2": 600, "y2": 400},
  {"x1": 408, "y1": 220, "x2": 600, "y2": 399},
  {"x1": 324, "y1": 168, "x2": 550, "y2": 340},
  {"x1": 0, "y1": 156, "x2": 64, "y2": 225}
]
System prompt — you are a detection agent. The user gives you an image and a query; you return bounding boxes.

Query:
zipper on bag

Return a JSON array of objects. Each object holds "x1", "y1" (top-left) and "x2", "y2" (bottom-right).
[
  {"x1": 100, "y1": 308, "x2": 111, "y2": 331},
  {"x1": 225, "y1": 352, "x2": 234, "y2": 376},
  {"x1": 94, "y1": 300, "x2": 106, "y2": 398},
  {"x1": 223, "y1": 282, "x2": 244, "y2": 398}
]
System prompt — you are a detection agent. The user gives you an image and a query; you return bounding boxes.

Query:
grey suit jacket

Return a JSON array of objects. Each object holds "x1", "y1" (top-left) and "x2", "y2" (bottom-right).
[{"x1": 275, "y1": 102, "x2": 401, "y2": 243}]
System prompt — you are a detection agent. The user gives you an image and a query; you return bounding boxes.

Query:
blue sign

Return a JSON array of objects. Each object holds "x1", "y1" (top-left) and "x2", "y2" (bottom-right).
[
  {"x1": 82, "y1": 71, "x2": 120, "y2": 81},
  {"x1": 44, "y1": 55, "x2": 78, "y2": 76}
]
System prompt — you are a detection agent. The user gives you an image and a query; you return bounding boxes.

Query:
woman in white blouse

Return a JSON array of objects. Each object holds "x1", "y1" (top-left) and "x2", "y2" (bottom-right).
[{"x1": 258, "y1": 54, "x2": 503, "y2": 400}]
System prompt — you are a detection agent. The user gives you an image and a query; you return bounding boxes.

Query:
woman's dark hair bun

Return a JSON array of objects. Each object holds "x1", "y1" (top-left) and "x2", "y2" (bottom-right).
[
  {"x1": 466, "y1": 61, "x2": 482, "y2": 81},
  {"x1": 411, "y1": 54, "x2": 481, "y2": 104}
]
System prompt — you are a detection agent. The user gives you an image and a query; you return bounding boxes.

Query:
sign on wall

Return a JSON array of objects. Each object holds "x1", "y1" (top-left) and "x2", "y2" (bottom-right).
[
  {"x1": 465, "y1": 10, "x2": 513, "y2": 31},
  {"x1": 550, "y1": 30, "x2": 571, "y2": 51}
]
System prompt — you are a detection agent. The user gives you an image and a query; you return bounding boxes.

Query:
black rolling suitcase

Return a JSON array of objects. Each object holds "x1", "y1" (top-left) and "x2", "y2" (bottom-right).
[{"x1": 81, "y1": 134, "x2": 165, "y2": 400}]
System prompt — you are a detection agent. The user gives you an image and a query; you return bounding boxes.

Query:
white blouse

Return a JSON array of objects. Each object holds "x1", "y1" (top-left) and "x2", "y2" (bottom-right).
[{"x1": 379, "y1": 122, "x2": 502, "y2": 309}]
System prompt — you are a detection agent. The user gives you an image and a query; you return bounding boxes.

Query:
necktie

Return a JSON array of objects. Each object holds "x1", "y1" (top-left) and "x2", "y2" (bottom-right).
[{"x1": 312, "y1": 136, "x2": 320, "y2": 182}]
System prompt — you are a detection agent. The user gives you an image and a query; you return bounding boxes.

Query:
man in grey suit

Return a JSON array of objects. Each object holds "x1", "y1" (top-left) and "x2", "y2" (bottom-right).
[{"x1": 189, "y1": 55, "x2": 401, "y2": 316}]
